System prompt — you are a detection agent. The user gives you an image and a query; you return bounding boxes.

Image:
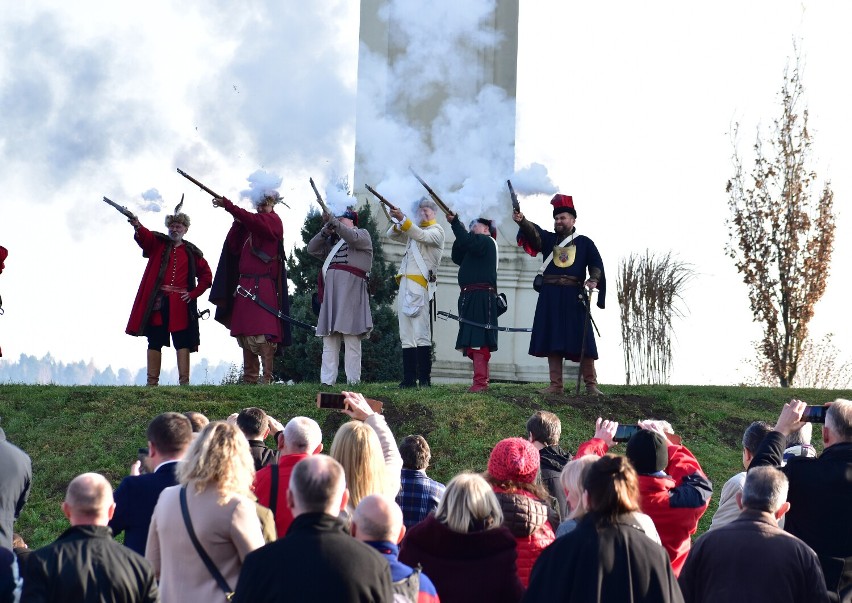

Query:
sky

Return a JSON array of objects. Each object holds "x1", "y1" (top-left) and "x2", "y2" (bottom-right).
[{"x1": 0, "y1": 1, "x2": 849, "y2": 386}]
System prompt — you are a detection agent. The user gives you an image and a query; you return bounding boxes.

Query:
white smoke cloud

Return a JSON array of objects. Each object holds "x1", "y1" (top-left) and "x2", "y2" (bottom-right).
[
  {"x1": 139, "y1": 188, "x2": 165, "y2": 213},
  {"x1": 240, "y1": 170, "x2": 283, "y2": 206}
]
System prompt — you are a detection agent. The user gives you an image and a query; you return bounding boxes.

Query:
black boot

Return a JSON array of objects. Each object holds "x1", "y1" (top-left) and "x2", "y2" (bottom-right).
[
  {"x1": 399, "y1": 347, "x2": 417, "y2": 388},
  {"x1": 416, "y1": 345, "x2": 432, "y2": 387}
]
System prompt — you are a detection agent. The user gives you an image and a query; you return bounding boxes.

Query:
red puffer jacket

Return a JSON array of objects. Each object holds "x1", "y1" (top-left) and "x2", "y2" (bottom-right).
[{"x1": 493, "y1": 487, "x2": 557, "y2": 586}]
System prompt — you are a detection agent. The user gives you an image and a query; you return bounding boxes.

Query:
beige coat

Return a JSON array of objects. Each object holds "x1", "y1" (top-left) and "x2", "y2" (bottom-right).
[{"x1": 146, "y1": 484, "x2": 265, "y2": 603}]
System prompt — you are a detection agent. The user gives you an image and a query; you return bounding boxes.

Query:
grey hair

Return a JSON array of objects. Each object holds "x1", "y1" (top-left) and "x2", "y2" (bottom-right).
[
  {"x1": 283, "y1": 417, "x2": 323, "y2": 453},
  {"x1": 742, "y1": 466, "x2": 789, "y2": 513},
  {"x1": 414, "y1": 197, "x2": 438, "y2": 213},
  {"x1": 826, "y1": 399, "x2": 852, "y2": 442}
]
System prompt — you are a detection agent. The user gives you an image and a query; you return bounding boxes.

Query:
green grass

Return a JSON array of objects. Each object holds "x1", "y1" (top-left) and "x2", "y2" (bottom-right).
[{"x1": 1, "y1": 382, "x2": 849, "y2": 548}]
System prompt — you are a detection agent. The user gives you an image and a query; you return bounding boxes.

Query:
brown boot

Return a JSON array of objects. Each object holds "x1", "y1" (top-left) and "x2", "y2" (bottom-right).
[
  {"x1": 176, "y1": 348, "x2": 191, "y2": 386},
  {"x1": 146, "y1": 349, "x2": 161, "y2": 387},
  {"x1": 539, "y1": 355, "x2": 564, "y2": 394},
  {"x1": 468, "y1": 348, "x2": 490, "y2": 393},
  {"x1": 580, "y1": 357, "x2": 602, "y2": 395},
  {"x1": 260, "y1": 342, "x2": 277, "y2": 384},
  {"x1": 242, "y1": 348, "x2": 260, "y2": 384}
]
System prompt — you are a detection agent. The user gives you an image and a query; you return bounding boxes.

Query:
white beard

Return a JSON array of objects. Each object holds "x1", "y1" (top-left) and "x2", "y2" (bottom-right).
[{"x1": 169, "y1": 232, "x2": 184, "y2": 243}]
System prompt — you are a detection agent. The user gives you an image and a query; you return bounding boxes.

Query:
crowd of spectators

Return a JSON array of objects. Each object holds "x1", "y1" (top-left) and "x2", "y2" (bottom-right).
[{"x1": 1, "y1": 394, "x2": 850, "y2": 603}]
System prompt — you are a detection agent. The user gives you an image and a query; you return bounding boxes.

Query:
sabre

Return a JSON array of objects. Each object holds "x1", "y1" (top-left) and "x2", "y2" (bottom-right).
[
  {"x1": 575, "y1": 288, "x2": 595, "y2": 395},
  {"x1": 408, "y1": 167, "x2": 453, "y2": 215},
  {"x1": 436, "y1": 310, "x2": 532, "y2": 333},
  {"x1": 102, "y1": 197, "x2": 138, "y2": 222},
  {"x1": 235, "y1": 285, "x2": 316, "y2": 332}
]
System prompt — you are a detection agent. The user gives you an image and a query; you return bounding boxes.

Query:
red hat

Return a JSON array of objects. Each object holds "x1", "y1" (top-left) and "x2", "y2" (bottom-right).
[
  {"x1": 337, "y1": 206, "x2": 359, "y2": 227},
  {"x1": 487, "y1": 437, "x2": 540, "y2": 484},
  {"x1": 551, "y1": 194, "x2": 576, "y2": 218},
  {"x1": 0, "y1": 245, "x2": 7, "y2": 274}
]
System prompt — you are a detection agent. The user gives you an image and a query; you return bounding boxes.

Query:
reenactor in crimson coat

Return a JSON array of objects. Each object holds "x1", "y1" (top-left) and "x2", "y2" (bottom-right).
[{"x1": 126, "y1": 199, "x2": 212, "y2": 385}]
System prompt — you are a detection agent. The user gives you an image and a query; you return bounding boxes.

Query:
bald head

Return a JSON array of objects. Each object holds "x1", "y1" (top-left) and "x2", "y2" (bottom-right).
[
  {"x1": 63, "y1": 473, "x2": 115, "y2": 526},
  {"x1": 352, "y1": 494, "x2": 405, "y2": 543},
  {"x1": 288, "y1": 455, "x2": 347, "y2": 517}
]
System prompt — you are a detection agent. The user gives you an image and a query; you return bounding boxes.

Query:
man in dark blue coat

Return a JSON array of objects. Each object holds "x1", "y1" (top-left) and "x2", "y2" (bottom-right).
[
  {"x1": 514, "y1": 194, "x2": 605, "y2": 395},
  {"x1": 109, "y1": 412, "x2": 193, "y2": 555}
]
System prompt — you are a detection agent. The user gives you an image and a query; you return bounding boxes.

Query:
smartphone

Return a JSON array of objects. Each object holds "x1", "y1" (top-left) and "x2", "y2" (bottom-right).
[
  {"x1": 316, "y1": 392, "x2": 347, "y2": 410},
  {"x1": 613, "y1": 424, "x2": 641, "y2": 443},
  {"x1": 801, "y1": 405, "x2": 828, "y2": 424}
]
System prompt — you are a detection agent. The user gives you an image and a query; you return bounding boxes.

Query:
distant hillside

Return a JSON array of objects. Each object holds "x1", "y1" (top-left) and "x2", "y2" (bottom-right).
[{"x1": 1, "y1": 382, "x2": 847, "y2": 548}]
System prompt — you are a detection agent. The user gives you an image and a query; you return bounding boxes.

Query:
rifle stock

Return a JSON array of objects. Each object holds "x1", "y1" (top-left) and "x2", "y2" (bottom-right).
[
  {"x1": 102, "y1": 196, "x2": 137, "y2": 221},
  {"x1": 177, "y1": 168, "x2": 223, "y2": 199},
  {"x1": 408, "y1": 167, "x2": 452, "y2": 215},
  {"x1": 507, "y1": 180, "x2": 520, "y2": 213},
  {"x1": 309, "y1": 178, "x2": 333, "y2": 216},
  {"x1": 364, "y1": 184, "x2": 398, "y2": 211}
]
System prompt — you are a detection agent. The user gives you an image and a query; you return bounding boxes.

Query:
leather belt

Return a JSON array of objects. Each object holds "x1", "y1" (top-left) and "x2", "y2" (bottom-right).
[{"x1": 542, "y1": 275, "x2": 580, "y2": 286}]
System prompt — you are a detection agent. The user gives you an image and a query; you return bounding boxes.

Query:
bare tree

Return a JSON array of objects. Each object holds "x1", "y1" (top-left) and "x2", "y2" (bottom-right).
[
  {"x1": 745, "y1": 333, "x2": 852, "y2": 390},
  {"x1": 726, "y1": 49, "x2": 836, "y2": 387},
  {"x1": 617, "y1": 250, "x2": 693, "y2": 385}
]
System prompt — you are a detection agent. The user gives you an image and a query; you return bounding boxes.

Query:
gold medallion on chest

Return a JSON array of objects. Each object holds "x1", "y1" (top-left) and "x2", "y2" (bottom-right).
[{"x1": 553, "y1": 244, "x2": 576, "y2": 268}]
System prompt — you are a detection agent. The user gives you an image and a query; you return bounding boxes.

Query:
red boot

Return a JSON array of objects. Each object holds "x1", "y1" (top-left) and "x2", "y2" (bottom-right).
[{"x1": 468, "y1": 348, "x2": 491, "y2": 393}]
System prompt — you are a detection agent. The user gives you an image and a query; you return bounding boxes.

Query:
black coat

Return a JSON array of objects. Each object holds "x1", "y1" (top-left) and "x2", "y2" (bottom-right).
[
  {"x1": 231, "y1": 512, "x2": 393, "y2": 603},
  {"x1": 22, "y1": 525, "x2": 159, "y2": 603},
  {"x1": 538, "y1": 445, "x2": 571, "y2": 520},
  {"x1": 750, "y1": 432, "x2": 852, "y2": 601},
  {"x1": 522, "y1": 513, "x2": 683, "y2": 603}
]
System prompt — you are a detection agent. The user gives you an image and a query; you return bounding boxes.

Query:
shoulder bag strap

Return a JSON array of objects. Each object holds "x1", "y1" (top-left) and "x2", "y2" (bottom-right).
[
  {"x1": 180, "y1": 486, "x2": 233, "y2": 596},
  {"x1": 268, "y1": 461, "x2": 279, "y2": 520}
]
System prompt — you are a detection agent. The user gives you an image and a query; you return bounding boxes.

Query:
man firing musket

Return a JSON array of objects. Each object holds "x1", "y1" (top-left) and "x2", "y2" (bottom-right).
[
  {"x1": 117, "y1": 193, "x2": 212, "y2": 386},
  {"x1": 383, "y1": 185, "x2": 445, "y2": 388}
]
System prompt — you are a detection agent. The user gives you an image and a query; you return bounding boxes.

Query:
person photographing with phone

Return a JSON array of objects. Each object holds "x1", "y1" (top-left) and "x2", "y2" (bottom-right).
[
  {"x1": 576, "y1": 417, "x2": 712, "y2": 576},
  {"x1": 748, "y1": 399, "x2": 852, "y2": 602}
]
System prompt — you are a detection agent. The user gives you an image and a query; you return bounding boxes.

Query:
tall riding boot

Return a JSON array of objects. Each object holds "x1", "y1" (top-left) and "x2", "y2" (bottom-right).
[
  {"x1": 176, "y1": 348, "x2": 191, "y2": 386},
  {"x1": 468, "y1": 348, "x2": 490, "y2": 393},
  {"x1": 399, "y1": 347, "x2": 417, "y2": 388},
  {"x1": 242, "y1": 348, "x2": 260, "y2": 384},
  {"x1": 580, "y1": 357, "x2": 602, "y2": 395},
  {"x1": 146, "y1": 349, "x2": 161, "y2": 387},
  {"x1": 260, "y1": 342, "x2": 277, "y2": 384},
  {"x1": 416, "y1": 345, "x2": 433, "y2": 387},
  {"x1": 539, "y1": 355, "x2": 564, "y2": 395}
]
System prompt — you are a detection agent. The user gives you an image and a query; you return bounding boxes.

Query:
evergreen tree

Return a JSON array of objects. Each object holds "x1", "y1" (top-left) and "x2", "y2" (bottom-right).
[{"x1": 278, "y1": 202, "x2": 401, "y2": 382}]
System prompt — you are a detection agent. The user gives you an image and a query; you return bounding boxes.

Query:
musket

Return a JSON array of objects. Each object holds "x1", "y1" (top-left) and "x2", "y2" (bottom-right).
[
  {"x1": 309, "y1": 178, "x2": 333, "y2": 216},
  {"x1": 408, "y1": 167, "x2": 453, "y2": 215},
  {"x1": 177, "y1": 168, "x2": 223, "y2": 199},
  {"x1": 364, "y1": 184, "x2": 399, "y2": 212},
  {"x1": 102, "y1": 196, "x2": 138, "y2": 222},
  {"x1": 507, "y1": 179, "x2": 520, "y2": 213}
]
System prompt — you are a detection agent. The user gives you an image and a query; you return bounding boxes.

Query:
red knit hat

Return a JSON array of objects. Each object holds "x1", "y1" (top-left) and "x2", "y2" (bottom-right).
[
  {"x1": 0, "y1": 245, "x2": 7, "y2": 274},
  {"x1": 487, "y1": 437, "x2": 540, "y2": 484},
  {"x1": 551, "y1": 194, "x2": 576, "y2": 218}
]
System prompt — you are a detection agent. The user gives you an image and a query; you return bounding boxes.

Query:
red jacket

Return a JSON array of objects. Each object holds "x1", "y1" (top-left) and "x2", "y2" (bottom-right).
[
  {"x1": 126, "y1": 227, "x2": 211, "y2": 348},
  {"x1": 253, "y1": 453, "x2": 308, "y2": 538},
  {"x1": 492, "y1": 488, "x2": 556, "y2": 587},
  {"x1": 577, "y1": 437, "x2": 712, "y2": 576}
]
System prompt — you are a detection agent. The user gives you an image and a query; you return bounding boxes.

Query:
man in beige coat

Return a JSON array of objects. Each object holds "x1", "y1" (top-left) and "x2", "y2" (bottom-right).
[
  {"x1": 387, "y1": 198, "x2": 445, "y2": 388},
  {"x1": 307, "y1": 207, "x2": 374, "y2": 385}
]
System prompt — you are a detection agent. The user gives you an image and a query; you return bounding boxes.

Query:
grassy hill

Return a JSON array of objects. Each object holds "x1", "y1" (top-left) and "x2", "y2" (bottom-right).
[{"x1": 1, "y1": 382, "x2": 848, "y2": 548}]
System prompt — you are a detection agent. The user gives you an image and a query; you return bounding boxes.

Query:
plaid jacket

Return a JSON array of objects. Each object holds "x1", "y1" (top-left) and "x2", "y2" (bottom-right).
[{"x1": 396, "y1": 469, "x2": 445, "y2": 529}]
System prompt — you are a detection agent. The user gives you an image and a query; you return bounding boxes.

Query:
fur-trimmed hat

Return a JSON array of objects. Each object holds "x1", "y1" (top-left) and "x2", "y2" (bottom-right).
[
  {"x1": 487, "y1": 437, "x2": 540, "y2": 484},
  {"x1": 165, "y1": 194, "x2": 190, "y2": 228},
  {"x1": 626, "y1": 429, "x2": 669, "y2": 474},
  {"x1": 470, "y1": 218, "x2": 497, "y2": 239},
  {"x1": 337, "y1": 206, "x2": 359, "y2": 227},
  {"x1": 255, "y1": 191, "x2": 283, "y2": 208},
  {"x1": 551, "y1": 194, "x2": 576, "y2": 218}
]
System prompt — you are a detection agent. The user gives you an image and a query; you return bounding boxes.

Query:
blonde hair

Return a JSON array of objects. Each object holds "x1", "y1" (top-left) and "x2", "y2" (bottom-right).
[
  {"x1": 330, "y1": 421, "x2": 388, "y2": 509},
  {"x1": 177, "y1": 421, "x2": 255, "y2": 501},
  {"x1": 434, "y1": 472, "x2": 503, "y2": 534},
  {"x1": 559, "y1": 455, "x2": 598, "y2": 520}
]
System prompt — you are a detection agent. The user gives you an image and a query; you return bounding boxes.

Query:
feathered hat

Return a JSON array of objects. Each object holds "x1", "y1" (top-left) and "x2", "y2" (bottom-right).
[
  {"x1": 551, "y1": 194, "x2": 576, "y2": 218},
  {"x1": 165, "y1": 194, "x2": 190, "y2": 228}
]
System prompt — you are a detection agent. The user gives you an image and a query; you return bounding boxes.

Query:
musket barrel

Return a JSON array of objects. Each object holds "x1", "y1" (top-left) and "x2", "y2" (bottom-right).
[
  {"x1": 364, "y1": 184, "x2": 398, "y2": 211},
  {"x1": 309, "y1": 177, "x2": 333, "y2": 216},
  {"x1": 102, "y1": 196, "x2": 137, "y2": 221},
  {"x1": 177, "y1": 168, "x2": 223, "y2": 199},
  {"x1": 408, "y1": 167, "x2": 452, "y2": 215}
]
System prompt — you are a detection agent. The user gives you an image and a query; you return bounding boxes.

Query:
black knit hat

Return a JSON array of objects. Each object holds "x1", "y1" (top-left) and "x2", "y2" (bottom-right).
[{"x1": 626, "y1": 429, "x2": 668, "y2": 474}]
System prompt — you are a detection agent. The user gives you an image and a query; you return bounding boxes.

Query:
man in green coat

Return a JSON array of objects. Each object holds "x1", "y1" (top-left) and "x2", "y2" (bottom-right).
[{"x1": 446, "y1": 212, "x2": 499, "y2": 392}]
